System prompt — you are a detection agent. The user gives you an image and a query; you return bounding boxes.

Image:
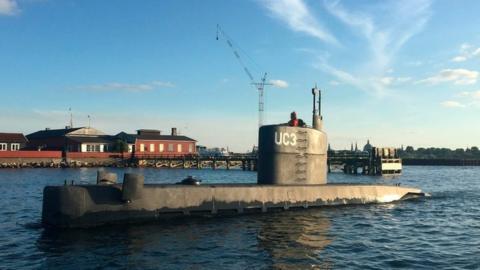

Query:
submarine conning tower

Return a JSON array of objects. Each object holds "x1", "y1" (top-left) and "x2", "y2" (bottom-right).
[{"x1": 258, "y1": 86, "x2": 327, "y2": 185}]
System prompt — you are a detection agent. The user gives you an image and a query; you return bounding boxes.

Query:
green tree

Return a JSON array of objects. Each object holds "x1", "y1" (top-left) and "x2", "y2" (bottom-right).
[{"x1": 112, "y1": 139, "x2": 129, "y2": 153}]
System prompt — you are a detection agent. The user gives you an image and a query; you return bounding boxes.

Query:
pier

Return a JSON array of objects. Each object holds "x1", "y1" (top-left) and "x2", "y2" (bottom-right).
[
  {"x1": 134, "y1": 154, "x2": 258, "y2": 171},
  {"x1": 328, "y1": 147, "x2": 402, "y2": 176}
]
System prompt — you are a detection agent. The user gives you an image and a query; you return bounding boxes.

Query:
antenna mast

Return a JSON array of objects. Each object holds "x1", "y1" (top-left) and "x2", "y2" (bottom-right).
[{"x1": 69, "y1": 108, "x2": 73, "y2": 128}]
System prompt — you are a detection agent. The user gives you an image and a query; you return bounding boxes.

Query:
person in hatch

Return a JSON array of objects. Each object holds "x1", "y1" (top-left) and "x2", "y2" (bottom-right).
[{"x1": 288, "y1": 111, "x2": 306, "y2": 127}]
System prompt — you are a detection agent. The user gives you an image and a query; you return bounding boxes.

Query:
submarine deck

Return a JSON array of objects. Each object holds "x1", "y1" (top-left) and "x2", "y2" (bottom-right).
[{"x1": 42, "y1": 183, "x2": 423, "y2": 228}]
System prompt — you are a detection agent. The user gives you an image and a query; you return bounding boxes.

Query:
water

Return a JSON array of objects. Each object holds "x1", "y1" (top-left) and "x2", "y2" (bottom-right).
[{"x1": 0, "y1": 167, "x2": 479, "y2": 269}]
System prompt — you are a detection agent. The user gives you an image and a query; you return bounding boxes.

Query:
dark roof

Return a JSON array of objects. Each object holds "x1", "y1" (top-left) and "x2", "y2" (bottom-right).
[
  {"x1": 137, "y1": 134, "x2": 196, "y2": 142},
  {"x1": 67, "y1": 136, "x2": 113, "y2": 144},
  {"x1": 115, "y1": 132, "x2": 137, "y2": 144},
  {"x1": 27, "y1": 127, "x2": 83, "y2": 139},
  {"x1": 0, "y1": 133, "x2": 28, "y2": 143}
]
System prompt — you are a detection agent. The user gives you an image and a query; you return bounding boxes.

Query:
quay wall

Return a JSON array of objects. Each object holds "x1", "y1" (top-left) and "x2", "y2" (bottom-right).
[
  {"x1": 0, "y1": 151, "x2": 130, "y2": 168},
  {"x1": 0, "y1": 151, "x2": 62, "y2": 167}
]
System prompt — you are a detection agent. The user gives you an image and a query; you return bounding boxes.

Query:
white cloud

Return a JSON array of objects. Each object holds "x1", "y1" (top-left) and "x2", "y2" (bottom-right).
[
  {"x1": 319, "y1": 0, "x2": 430, "y2": 96},
  {"x1": 263, "y1": 0, "x2": 431, "y2": 96},
  {"x1": 451, "y1": 43, "x2": 480, "y2": 62},
  {"x1": 473, "y1": 48, "x2": 480, "y2": 57},
  {"x1": 473, "y1": 91, "x2": 480, "y2": 99},
  {"x1": 380, "y1": 77, "x2": 394, "y2": 86},
  {"x1": 0, "y1": 0, "x2": 19, "y2": 15},
  {"x1": 396, "y1": 77, "x2": 412, "y2": 83},
  {"x1": 324, "y1": 0, "x2": 432, "y2": 71},
  {"x1": 458, "y1": 90, "x2": 480, "y2": 100},
  {"x1": 76, "y1": 81, "x2": 175, "y2": 93},
  {"x1": 259, "y1": 0, "x2": 339, "y2": 45},
  {"x1": 443, "y1": 90, "x2": 480, "y2": 109},
  {"x1": 419, "y1": 69, "x2": 479, "y2": 85},
  {"x1": 378, "y1": 76, "x2": 410, "y2": 86},
  {"x1": 460, "y1": 43, "x2": 472, "y2": 51},
  {"x1": 441, "y1": 101, "x2": 465, "y2": 108},
  {"x1": 451, "y1": 56, "x2": 467, "y2": 62},
  {"x1": 269, "y1": 79, "x2": 289, "y2": 88}
]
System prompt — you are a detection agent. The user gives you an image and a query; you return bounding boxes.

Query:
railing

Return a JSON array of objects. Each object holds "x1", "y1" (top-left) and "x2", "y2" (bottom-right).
[{"x1": 134, "y1": 153, "x2": 198, "y2": 159}]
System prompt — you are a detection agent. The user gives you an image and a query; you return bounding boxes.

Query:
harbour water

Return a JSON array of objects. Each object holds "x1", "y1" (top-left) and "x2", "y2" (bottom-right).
[{"x1": 0, "y1": 166, "x2": 479, "y2": 269}]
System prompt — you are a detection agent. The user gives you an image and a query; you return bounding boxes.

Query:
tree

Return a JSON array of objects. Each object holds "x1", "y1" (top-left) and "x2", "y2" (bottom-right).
[{"x1": 112, "y1": 139, "x2": 129, "y2": 153}]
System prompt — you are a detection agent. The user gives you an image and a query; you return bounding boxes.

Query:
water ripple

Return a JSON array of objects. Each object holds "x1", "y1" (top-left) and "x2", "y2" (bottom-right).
[{"x1": 0, "y1": 167, "x2": 479, "y2": 269}]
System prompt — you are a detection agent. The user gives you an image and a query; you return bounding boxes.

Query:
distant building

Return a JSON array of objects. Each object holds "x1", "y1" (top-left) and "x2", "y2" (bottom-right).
[
  {"x1": 116, "y1": 128, "x2": 196, "y2": 157},
  {"x1": 26, "y1": 127, "x2": 112, "y2": 152},
  {"x1": 0, "y1": 133, "x2": 28, "y2": 151},
  {"x1": 363, "y1": 140, "x2": 373, "y2": 153}
]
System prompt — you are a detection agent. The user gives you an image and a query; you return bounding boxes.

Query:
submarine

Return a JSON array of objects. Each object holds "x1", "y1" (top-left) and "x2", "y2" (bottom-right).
[{"x1": 42, "y1": 86, "x2": 424, "y2": 228}]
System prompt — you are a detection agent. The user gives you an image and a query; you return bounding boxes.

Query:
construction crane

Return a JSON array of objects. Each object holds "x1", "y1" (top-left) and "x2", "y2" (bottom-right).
[{"x1": 216, "y1": 24, "x2": 271, "y2": 127}]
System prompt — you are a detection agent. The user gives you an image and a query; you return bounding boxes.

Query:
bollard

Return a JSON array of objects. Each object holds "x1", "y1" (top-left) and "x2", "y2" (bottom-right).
[{"x1": 122, "y1": 173, "x2": 144, "y2": 202}]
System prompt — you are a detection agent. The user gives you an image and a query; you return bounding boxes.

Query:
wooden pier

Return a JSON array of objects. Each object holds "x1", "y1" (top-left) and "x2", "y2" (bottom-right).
[
  {"x1": 328, "y1": 147, "x2": 402, "y2": 176},
  {"x1": 134, "y1": 154, "x2": 257, "y2": 171},
  {"x1": 133, "y1": 147, "x2": 401, "y2": 175}
]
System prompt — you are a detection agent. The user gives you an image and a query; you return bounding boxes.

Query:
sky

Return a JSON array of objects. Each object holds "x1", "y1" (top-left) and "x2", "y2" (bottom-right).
[{"x1": 1, "y1": 0, "x2": 479, "y2": 152}]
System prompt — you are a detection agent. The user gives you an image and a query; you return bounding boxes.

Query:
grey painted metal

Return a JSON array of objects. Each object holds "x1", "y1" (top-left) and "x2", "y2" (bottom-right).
[
  {"x1": 96, "y1": 171, "x2": 117, "y2": 185},
  {"x1": 121, "y1": 173, "x2": 144, "y2": 201},
  {"x1": 41, "y1": 183, "x2": 423, "y2": 228},
  {"x1": 257, "y1": 125, "x2": 327, "y2": 185}
]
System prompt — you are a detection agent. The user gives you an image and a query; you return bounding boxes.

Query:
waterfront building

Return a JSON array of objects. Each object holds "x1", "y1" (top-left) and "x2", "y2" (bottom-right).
[
  {"x1": 26, "y1": 127, "x2": 112, "y2": 152},
  {"x1": 0, "y1": 133, "x2": 28, "y2": 151},
  {"x1": 116, "y1": 128, "x2": 197, "y2": 158}
]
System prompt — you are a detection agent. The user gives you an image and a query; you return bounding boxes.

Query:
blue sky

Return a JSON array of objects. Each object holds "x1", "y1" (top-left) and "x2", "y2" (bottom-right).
[{"x1": 1, "y1": 0, "x2": 479, "y2": 152}]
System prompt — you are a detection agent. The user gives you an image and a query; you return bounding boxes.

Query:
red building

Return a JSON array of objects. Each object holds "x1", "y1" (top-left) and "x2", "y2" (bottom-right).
[
  {"x1": 0, "y1": 133, "x2": 28, "y2": 151},
  {"x1": 119, "y1": 128, "x2": 196, "y2": 158}
]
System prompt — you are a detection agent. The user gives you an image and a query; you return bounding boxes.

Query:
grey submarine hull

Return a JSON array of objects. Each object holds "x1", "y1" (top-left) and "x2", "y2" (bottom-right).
[{"x1": 42, "y1": 181, "x2": 423, "y2": 228}]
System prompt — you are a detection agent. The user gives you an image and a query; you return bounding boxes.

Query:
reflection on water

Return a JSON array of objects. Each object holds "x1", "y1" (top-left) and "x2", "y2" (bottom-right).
[
  {"x1": 257, "y1": 210, "x2": 332, "y2": 269},
  {"x1": 36, "y1": 211, "x2": 334, "y2": 269}
]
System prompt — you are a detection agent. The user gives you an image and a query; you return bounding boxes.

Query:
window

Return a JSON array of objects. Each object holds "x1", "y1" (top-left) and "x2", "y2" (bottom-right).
[
  {"x1": 150, "y1": 144, "x2": 155, "y2": 152},
  {"x1": 168, "y1": 143, "x2": 174, "y2": 152},
  {"x1": 0, "y1": 143, "x2": 6, "y2": 151},
  {"x1": 11, "y1": 143, "x2": 20, "y2": 151},
  {"x1": 140, "y1": 144, "x2": 145, "y2": 152},
  {"x1": 188, "y1": 143, "x2": 193, "y2": 153},
  {"x1": 159, "y1": 144, "x2": 164, "y2": 152},
  {"x1": 85, "y1": 144, "x2": 100, "y2": 152},
  {"x1": 177, "y1": 144, "x2": 182, "y2": 153}
]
